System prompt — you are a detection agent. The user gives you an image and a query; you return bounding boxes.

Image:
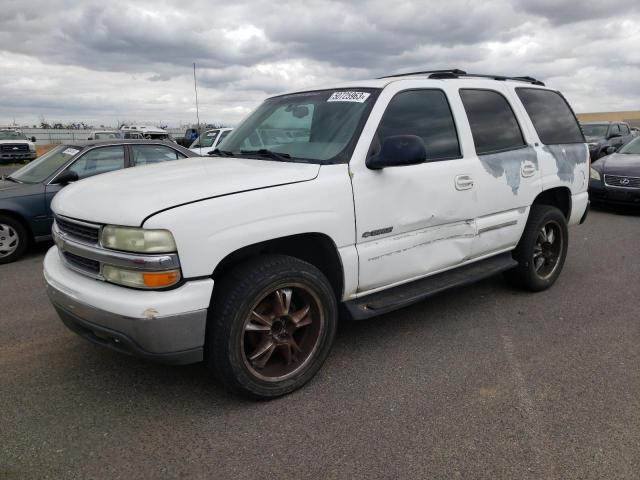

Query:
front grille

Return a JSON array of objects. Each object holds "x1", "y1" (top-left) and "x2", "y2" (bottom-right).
[
  {"x1": 63, "y1": 251, "x2": 100, "y2": 274},
  {"x1": 56, "y1": 216, "x2": 100, "y2": 244},
  {"x1": 604, "y1": 174, "x2": 640, "y2": 189},
  {"x1": 0, "y1": 144, "x2": 29, "y2": 153}
]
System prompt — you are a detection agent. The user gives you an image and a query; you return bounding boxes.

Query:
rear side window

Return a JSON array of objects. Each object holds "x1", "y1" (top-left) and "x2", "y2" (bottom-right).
[
  {"x1": 460, "y1": 89, "x2": 525, "y2": 155},
  {"x1": 131, "y1": 144, "x2": 185, "y2": 166},
  {"x1": 621, "y1": 124, "x2": 630, "y2": 135},
  {"x1": 516, "y1": 88, "x2": 584, "y2": 144},
  {"x1": 376, "y1": 89, "x2": 460, "y2": 160}
]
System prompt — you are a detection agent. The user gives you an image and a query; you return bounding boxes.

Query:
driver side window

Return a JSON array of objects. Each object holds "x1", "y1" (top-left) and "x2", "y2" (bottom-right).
[
  {"x1": 375, "y1": 89, "x2": 461, "y2": 161},
  {"x1": 68, "y1": 146, "x2": 125, "y2": 180}
]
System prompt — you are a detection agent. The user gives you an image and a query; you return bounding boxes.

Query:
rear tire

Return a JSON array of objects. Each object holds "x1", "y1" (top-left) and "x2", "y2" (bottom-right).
[
  {"x1": 505, "y1": 205, "x2": 568, "y2": 292},
  {"x1": 0, "y1": 215, "x2": 28, "y2": 264},
  {"x1": 207, "y1": 254, "x2": 338, "y2": 399}
]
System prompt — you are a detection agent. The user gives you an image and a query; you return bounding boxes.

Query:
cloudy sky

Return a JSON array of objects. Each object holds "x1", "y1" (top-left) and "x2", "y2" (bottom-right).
[{"x1": 1, "y1": 0, "x2": 639, "y2": 127}]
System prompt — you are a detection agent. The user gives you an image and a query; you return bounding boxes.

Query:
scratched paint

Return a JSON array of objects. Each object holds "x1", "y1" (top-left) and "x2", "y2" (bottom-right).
[
  {"x1": 543, "y1": 144, "x2": 588, "y2": 183},
  {"x1": 478, "y1": 146, "x2": 538, "y2": 195}
]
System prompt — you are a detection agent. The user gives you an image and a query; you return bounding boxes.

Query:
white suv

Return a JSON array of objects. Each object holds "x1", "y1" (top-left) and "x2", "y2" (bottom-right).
[{"x1": 44, "y1": 70, "x2": 589, "y2": 398}]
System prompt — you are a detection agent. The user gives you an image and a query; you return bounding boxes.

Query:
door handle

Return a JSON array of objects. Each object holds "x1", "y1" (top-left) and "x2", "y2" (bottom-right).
[
  {"x1": 521, "y1": 163, "x2": 536, "y2": 178},
  {"x1": 455, "y1": 174, "x2": 474, "y2": 190}
]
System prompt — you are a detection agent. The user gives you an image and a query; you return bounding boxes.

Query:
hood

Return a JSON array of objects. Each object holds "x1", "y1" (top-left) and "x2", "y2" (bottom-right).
[
  {"x1": 585, "y1": 136, "x2": 604, "y2": 144},
  {"x1": 0, "y1": 179, "x2": 44, "y2": 200},
  {"x1": 594, "y1": 153, "x2": 640, "y2": 177},
  {"x1": 52, "y1": 156, "x2": 320, "y2": 226}
]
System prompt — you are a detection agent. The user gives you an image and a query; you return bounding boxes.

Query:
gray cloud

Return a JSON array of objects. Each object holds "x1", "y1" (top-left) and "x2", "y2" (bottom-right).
[{"x1": 0, "y1": 0, "x2": 639, "y2": 126}]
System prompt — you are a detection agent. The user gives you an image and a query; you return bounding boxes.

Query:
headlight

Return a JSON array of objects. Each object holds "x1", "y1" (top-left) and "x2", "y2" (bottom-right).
[
  {"x1": 103, "y1": 265, "x2": 181, "y2": 289},
  {"x1": 101, "y1": 225, "x2": 177, "y2": 253},
  {"x1": 590, "y1": 167, "x2": 601, "y2": 181}
]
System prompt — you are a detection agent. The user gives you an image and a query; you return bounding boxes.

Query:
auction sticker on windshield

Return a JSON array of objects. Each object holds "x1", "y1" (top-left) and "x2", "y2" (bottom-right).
[
  {"x1": 327, "y1": 91, "x2": 371, "y2": 103},
  {"x1": 62, "y1": 148, "x2": 80, "y2": 156}
]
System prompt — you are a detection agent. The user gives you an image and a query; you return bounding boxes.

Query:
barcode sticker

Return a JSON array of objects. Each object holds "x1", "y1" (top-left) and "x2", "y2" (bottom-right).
[
  {"x1": 327, "y1": 91, "x2": 371, "y2": 103},
  {"x1": 62, "y1": 148, "x2": 80, "y2": 156}
]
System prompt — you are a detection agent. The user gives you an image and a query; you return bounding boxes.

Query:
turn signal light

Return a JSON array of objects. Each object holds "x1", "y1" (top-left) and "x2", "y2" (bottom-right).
[{"x1": 143, "y1": 271, "x2": 180, "y2": 288}]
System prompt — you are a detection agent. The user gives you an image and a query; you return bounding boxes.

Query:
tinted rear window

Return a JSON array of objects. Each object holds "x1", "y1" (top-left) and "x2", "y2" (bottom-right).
[
  {"x1": 516, "y1": 88, "x2": 584, "y2": 144},
  {"x1": 459, "y1": 89, "x2": 526, "y2": 155}
]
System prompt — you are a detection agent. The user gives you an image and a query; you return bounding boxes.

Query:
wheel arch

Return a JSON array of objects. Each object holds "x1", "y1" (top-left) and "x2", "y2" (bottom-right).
[
  {"x1": 212, "y1": 232, "x2": 345, "y2": 300},
  {"x1": 0, "y1": 209, "x2": 33, "y2": 239},
  {"x1": 531, "y1": 187, "x2": 571, "y2": 220}
]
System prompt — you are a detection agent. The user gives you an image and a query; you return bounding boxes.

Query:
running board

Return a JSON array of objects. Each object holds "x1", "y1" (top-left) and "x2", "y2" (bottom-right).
[{"x1": 345, "y1": 252, "x2": 517, "y2": 320}]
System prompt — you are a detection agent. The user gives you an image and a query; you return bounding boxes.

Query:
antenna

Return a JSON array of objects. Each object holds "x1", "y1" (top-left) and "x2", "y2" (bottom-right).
[{"x1": 193, "y1": 63, "x2": 202, "y2": 154}]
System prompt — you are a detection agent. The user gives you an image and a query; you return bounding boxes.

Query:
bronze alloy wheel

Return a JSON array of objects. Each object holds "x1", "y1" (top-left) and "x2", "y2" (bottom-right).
[
  {"x1": 240, "y1": 283, "x2": 325, "y2": 382},
  {"x1": 532, "y1": 219, "x2": 563, "y2": 280}
]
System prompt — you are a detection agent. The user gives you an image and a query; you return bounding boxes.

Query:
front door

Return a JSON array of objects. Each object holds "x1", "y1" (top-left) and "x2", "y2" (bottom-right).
[{"x1": 350, "y1": 86, "x2": 483, "y2": 293}]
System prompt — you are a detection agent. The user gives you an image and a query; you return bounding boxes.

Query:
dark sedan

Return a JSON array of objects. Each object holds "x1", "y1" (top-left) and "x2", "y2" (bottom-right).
[
  {"x1": 0, "y1": 140, "x2": 197, "y2": 264},
  {"x1": 590, "y1": 136, "x2": 640, "y2": 207}
]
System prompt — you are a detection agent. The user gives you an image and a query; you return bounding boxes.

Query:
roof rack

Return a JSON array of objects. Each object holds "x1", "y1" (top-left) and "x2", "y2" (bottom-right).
[{"x1": 380, "y1": 69, "x2": 545, "y2": 86}]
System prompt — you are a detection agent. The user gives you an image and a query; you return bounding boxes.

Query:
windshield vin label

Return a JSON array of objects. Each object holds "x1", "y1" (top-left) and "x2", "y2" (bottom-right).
[{"x1": 328, "y1": 91, "x2": 371, "y2": 103}]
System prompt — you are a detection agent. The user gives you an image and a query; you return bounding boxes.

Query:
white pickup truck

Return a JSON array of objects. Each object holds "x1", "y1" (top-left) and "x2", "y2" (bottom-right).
[{"x1": 44, "y1": 70, "x2": 589, "y2": 398}]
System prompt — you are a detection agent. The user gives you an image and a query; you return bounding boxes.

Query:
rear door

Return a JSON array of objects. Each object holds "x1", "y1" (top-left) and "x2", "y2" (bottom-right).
[{"x1": 457, "y1": 87, "x2": 542, "y2": 259}]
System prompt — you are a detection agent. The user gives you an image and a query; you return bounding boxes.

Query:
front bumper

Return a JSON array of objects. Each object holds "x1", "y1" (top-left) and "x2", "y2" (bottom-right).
[
  {"x1": 589, "y1": 179, "x2": 640, "y2": 206},
  {"x1": 44, "y1": 246, "x2": 214, "y2": 364},
  {"x1": 0, "y1": 151, "x2": 36, "y2": 163}
]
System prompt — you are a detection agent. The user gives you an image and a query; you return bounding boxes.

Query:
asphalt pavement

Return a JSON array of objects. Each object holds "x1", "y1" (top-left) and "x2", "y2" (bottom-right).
[{"x1": 1, "y1": 208, "x2": 639, "y2": 479}]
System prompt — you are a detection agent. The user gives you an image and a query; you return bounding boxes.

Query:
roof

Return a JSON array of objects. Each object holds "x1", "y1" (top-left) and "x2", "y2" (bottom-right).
[
  {"x1": 273, "y1": 70, "x2": 550, "y2": 98},
  {"x1": 59, "y1": 139, "x2": 198, "y2": 156}
]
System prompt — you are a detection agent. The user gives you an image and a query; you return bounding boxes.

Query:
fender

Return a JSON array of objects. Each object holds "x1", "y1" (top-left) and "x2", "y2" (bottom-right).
[{"x1": 142, "y1": 164, "x2": 360, "y2": 297}]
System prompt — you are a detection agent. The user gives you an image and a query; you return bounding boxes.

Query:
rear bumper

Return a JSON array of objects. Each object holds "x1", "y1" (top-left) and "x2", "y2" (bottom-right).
[{"x1": 44, "y1": 246, "x2": 214, "y2": 364}]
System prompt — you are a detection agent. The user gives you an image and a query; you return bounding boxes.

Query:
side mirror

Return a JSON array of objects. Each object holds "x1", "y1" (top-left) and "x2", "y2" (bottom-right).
[
  {"x1": 606, "y1": 146, "x2": 616, "y2": 155},
  {"x1": 54, "y1": 170, "x2": 79, "y2": 185},
  {"x1": 366, "y1": 135, "x2": 427, "y2": 170},
  {"x1": 31, "y1": 136, "x2": 37, "y2": 143}
]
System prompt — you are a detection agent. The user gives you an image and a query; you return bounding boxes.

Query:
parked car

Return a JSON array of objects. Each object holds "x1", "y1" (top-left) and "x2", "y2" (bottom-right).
[
  {"x1": 120, "y1": 125, "x2": 175, "y2": 142},
  {"x1": 0, "y1": 129, "x2": 37, "y2": 164},
  {"x1": 582, "y1": 121, "x2": 634, "y2": 160},
  {"x1": 174, "y1": 128, "x2": 200, "y2": 147},
  {"x1": 87, "y1": 131, "x2": 124, "y2": 140},
  {"x1": 0, "y1": 140, "x2": 196, "y2": 263},
  {"x1": 45, "y1": 70, "x2": 589, "y2": 399},
  {"x1": 589, "y1": 136, "x2": 640, "y2": 206},
  {"x1": 189, "y1": 128, "x2": 233, "y2": 155}
]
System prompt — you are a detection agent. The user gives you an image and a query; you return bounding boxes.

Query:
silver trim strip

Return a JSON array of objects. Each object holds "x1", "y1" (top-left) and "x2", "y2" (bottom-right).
[
  {"x1": 53, "y1": 224, "x2": 180, "y2": 271},
  {"x1": 478, "y1": 220, "x2": 518, "y2": 234}
]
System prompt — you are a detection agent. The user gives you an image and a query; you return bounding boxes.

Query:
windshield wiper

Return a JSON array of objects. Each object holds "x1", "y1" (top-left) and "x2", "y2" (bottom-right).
[
  {"x1": 211, "y1": 148, "x2": 235, "y2": 157},
  {"x1": 240, "y1": 149, "x2": 292, "y2": 162},
  {"x1": 3, "y1": 176, "x2": 22, "y2": 183}
]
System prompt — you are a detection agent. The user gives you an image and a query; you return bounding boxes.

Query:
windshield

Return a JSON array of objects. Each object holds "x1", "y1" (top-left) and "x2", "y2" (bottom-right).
[
  {"x1": 219, "y1": 89, "x2": 379, "y2": 163},
  {"x1": 582, "y1": 124, "x2": 608, "y2": 137},
  {"x1": 0, "y1": 130, "x2": 27, "y2": 141},
  {"x1": 618, "y1": 137, "x2": 640, "y2": 154},
  {"x1": 9, "y1": 145, "x2": 80, "y2": 183},
  {"x1": 94, "y1": 132, "x2": 123, "y2": 139},
  {"x1": 190, "y1": 130, "x2": 219, "y2": 149}
]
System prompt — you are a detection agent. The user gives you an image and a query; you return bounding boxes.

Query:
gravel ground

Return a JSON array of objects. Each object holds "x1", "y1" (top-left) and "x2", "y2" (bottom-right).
[{"x1": 1, "y1": 208, "x2": 639, "y2": 479}]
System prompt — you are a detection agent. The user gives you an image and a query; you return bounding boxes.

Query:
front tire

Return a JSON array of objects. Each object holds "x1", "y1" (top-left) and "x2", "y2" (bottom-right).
[
  {"x1": 505, "y1": 205, "x2": 568, "y2": 291},
  {"x1": 0, "y1": 215, "x2": 28, "y2": 264},
  {"x1": 207, "y1": 254, "x2": 338, "y2": 399}
]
